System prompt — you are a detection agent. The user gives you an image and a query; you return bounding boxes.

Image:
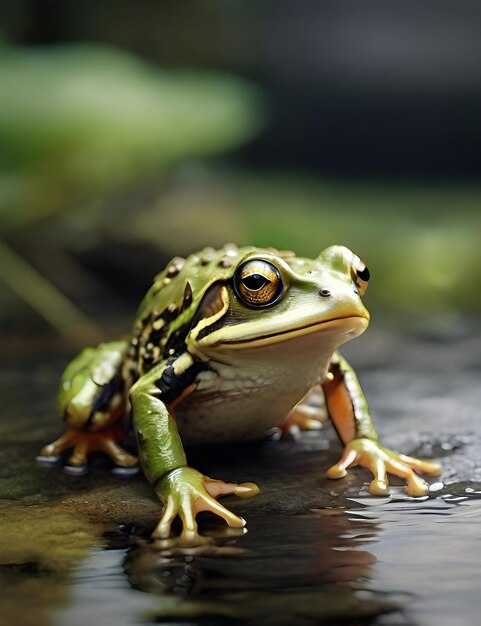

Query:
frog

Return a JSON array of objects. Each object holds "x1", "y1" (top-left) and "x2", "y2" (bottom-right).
[{"x1": 38, "y1": 244, "x2": 442, "y2": 543}]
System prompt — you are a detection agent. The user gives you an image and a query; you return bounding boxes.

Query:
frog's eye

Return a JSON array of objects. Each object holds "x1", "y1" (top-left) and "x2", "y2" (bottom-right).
[
  {"x1": 234, "y1": 259, "x2": 284, "y2": 307},
  {"x1": 351, "y1": 255, "x2": 370, "y2": 296}
]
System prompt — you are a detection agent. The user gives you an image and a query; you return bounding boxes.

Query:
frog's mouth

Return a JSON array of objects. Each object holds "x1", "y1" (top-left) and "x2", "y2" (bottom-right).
[{"x1": 215, "y1": 315, "x2": 369, "y2": 350}]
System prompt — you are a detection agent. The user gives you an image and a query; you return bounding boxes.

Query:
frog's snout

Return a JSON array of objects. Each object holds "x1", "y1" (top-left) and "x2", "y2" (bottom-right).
[{"x1": 317, "y1": 277, "x2": 370, "y2": 323}]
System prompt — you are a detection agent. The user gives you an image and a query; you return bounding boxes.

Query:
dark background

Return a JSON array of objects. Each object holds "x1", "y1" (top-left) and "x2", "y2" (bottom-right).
[{"x1": 4, "y1": 0, "x2": 481, "y2": 176}]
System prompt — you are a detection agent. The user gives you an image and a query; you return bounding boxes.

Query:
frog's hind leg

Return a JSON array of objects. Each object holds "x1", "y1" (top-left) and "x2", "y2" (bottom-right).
[{"x1": 38, "y1": 340, "x2": 138, "y2": 473}]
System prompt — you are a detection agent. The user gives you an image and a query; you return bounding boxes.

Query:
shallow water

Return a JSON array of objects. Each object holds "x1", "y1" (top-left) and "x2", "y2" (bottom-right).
[
  {"x1": 49, "y1": 490, "x2": 481, "y2": 626},
  {"x1": 1, "y1": 323, "x2": 481, "y2": 626}
]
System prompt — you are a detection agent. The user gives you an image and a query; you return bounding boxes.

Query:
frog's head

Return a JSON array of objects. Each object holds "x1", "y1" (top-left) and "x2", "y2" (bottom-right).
[{"x1": 188, "y1": 245, "x2": 370, "y2": 358}]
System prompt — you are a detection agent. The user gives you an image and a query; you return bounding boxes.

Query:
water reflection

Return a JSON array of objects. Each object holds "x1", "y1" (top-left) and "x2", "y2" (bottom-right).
[
  {"x1": 345, "y1": 487, "x2": 481, "y2": 626},
  {"x1": 49, "y1": 485, "x2": 481, "y2": 626},
  {"x1": 118, "y1": 509, "x2": 398, "y2": 624}
]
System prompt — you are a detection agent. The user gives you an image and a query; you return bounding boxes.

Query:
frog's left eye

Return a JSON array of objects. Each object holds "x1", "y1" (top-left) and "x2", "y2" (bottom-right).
[
  {"x1": 351, "y1": 255, "x2": 370, "y2": 296},
  {"x1": 234, "y1": 259, "x2": 284, "y2": 307}
]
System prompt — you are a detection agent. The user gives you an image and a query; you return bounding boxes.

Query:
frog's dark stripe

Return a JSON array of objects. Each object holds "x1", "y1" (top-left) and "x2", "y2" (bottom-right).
[
  {"x1": 155, "y1": 356, "x2": 205, "y2": 405},
  {"x1": 196, "y1": 313, "x2": 230, "y2": 341},
  {"x1": 196, "y1": 299, "x2": 240, "y2": 341},
  {"x1": 85, "y1": 371, "x2": 124, "y2": 427}
]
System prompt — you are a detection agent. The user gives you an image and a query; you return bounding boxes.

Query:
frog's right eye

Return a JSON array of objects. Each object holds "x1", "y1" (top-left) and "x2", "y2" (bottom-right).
[
  {"x1": 351, "y1": 255, "x2": 370, "y2": 296},
  {"x1": 234, "y1": 259, "x2": 284, "y2": 308}
]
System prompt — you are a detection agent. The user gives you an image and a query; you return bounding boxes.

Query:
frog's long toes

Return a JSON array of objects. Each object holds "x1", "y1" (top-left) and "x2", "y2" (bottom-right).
[
  {"x1": 398, "y1": 453, "x2": 443, "y2": 477},
  {"x1": 203, "y1": 476, "x2": 260, "y2": 499},
  {"x1": 425, "y1": 461, "x2": 443, "y2": 477},
  {"x1": 235, "y1": 482, "x2": 260, "y2": 499},
  {"x1": 326, "y1": 464, "x2": 348, "y2": 479},
  {"x1": 99, "y1": 439, "x2": 138, "y2": 467}
]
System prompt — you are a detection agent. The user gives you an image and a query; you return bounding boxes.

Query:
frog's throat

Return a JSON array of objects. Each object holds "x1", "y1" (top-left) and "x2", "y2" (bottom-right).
[{"x1": 204, "y1": 315, "x2": 369, "y2": 350}]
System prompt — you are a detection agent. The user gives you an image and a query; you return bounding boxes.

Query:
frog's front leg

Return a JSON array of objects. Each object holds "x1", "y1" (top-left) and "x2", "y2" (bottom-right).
[
  {"x1": 130, "y1": 359, "x2": 259, "y2": 542},
  {"x1": 321, "y1": 353, "x2": 442, "y2": 496}
]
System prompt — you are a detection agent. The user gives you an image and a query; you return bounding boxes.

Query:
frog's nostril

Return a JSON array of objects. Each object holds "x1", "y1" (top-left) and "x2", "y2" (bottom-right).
[{"x1": 319, "y1": 289, "x2": 331, "y2": 298}]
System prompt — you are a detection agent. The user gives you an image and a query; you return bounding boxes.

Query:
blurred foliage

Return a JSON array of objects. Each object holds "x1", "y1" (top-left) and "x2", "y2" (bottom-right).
[
  {"x1": 69, "y1": 170, "x2": 479, "y2": 317},
  {"x1": 20, "y1": 169, "x2": 480, "y2": 322},
  {"x1": 0, "y1": 44, "x2": 263, "y2": 227},
  {"x1": 0, "y1": 44, "x2": 479, "y2": 341}
]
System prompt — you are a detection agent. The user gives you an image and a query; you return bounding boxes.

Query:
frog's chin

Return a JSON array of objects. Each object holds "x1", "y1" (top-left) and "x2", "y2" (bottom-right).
[{"x1": 210, "y1": 315, "x2": 369, "y2": 351}]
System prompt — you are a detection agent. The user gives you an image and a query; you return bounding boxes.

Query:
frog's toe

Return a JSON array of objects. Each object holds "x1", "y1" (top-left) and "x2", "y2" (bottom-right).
[
  {"x1": 326, "y1": 446, "x2": 359, "y2": 479},
  {"x1": 203, "y1": 476, "x2": 260, "y2": 500},
  {"x1": 39, "y1": 429, "x2": 78, "y2": 457},
  {"x1": 381, "y1": 455, "x2": 430, "y2": 497},
  {"x1": 281, "y1": 406, "x2": 324, "y2": 437},
  {"x1": 67, "y1": 440, "x2": 89, "y2": 467},
  {"x1": 98, "y1": 439, "x2": 138, "y2": 468},
  {"x1": 367, "y1": 460, "x2": 389, "y2": 495},
  {"x1": 152, "y1": 496, "x2": 177, "y2": 539},
  {"x1": 369, "y1": 477, "x2": 390, "y2": 496},
  {"x1": 398, "y1": 453, "x2": 443, "y2": 477},
  {"x1": 195, "y1": 493, "x2": 246, "y2": 529}
]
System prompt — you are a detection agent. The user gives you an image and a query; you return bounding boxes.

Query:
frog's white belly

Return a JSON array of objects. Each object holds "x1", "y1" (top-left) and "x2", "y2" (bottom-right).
[{"x1": 175, "y1": 333, "x2": 340, "y2": 445}]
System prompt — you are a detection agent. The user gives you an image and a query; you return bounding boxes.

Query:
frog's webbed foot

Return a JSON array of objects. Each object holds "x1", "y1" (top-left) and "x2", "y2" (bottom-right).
[
  {"x1": 38, "y1": 427, "x2": 138, "y2": 470},
  {"x1": 327, "y1": 438, "x2": 442, "y2": 497},
  {"x1": 153, "y1": 467, "x2": 259, "y2": 543}
]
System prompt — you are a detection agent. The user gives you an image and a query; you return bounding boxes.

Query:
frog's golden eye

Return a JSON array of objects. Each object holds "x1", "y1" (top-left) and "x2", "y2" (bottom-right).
[
  {"x1": 351, "y1": 255, "x2": 370, "y2": 296},
  {"x1": 233, "y1": 259, "x2": 284, "y2": 307}
]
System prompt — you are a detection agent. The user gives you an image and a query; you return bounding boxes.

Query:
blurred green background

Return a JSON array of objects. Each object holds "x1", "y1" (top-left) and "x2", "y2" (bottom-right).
[{"x1": 1, "y1": 1, "x2": 480, "y2": 347}]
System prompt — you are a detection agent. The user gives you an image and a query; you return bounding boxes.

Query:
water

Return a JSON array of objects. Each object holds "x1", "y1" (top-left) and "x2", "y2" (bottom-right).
[{"x1": 47, "y1": 487, "x2": 481, "y2": 626}]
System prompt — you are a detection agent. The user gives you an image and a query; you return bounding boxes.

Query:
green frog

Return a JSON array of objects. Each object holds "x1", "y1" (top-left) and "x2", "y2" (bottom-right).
[{"x1": 39, "y1": 244, "x2": 441, "y2": 542}]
